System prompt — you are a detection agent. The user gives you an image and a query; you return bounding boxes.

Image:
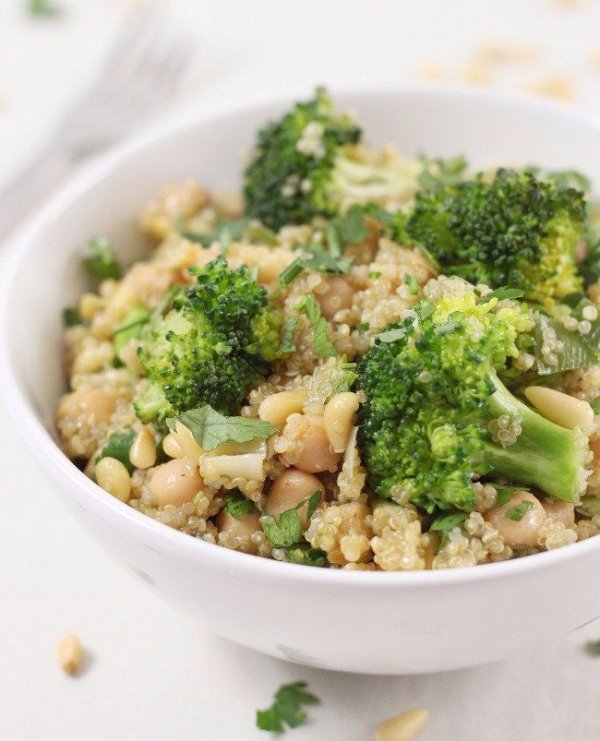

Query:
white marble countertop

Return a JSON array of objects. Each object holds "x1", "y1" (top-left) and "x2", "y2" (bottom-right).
[{"x1": 2, "y1": 1, "x2": 600, "y2": 739}]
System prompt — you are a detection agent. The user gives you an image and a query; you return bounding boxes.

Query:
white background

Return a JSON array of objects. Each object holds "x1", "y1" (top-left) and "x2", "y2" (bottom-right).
[{"x1": 1, "y1": 1, "x2": 600, "y2": 739}]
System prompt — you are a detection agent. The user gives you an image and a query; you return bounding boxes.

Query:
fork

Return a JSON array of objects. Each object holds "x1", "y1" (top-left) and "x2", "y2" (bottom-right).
[{"x1": 0, "y1": 0, "x2": 200, "y2": 242}]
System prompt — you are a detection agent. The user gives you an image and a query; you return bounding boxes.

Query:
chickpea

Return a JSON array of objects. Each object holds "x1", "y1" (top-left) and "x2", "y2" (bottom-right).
[
  {"x1": 216, "y1": 509, "x2": 262, "y2": 554},
  {"x1": 149, "y1": 457, "x2": 202, "y2": 507},
  {"x1": 542, "y1": 499, "x2": 575, "y2": 528},
  {"x1": 281, "y1": 414, "x2": 342, "y2": 473},
  {"x1": 317, "y1": 276, "x2": 354, "y2": 321},
  {"x1": 484, "y1": 491, "x2": 546, "y2": 549},
  {"x1": 57, "y1": 387, "x2": 116, "y2": 425},
  {"x1": 265, "y1": 468, "x2": 325, "y2": 525}
]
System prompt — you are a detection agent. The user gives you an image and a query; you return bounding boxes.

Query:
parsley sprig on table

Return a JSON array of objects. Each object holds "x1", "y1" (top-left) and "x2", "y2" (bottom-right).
[
  {"x1": 28, "y1": 0, "x2": 61, "y2": 17},
  {"x1": 256, "y1": 682, "x2": 320, "y2": 733}
]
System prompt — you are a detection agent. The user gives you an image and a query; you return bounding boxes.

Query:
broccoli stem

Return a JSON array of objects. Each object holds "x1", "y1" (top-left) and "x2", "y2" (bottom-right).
[
  {"x1": 481, "y1": 374, "x2": 587, "y2": 503},
  {"x1": 330, "y1": 153, "x2": 416, "y2": 205}
]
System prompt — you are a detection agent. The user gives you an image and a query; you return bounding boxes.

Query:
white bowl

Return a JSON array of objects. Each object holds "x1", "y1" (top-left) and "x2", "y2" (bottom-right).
[{"x1": 2, "y1": 87, "x2": 600, "y2": 675}]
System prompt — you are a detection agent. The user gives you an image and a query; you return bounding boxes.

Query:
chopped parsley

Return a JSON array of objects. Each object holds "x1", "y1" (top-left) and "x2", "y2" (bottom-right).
[
  {"x1": 169, "y1": 405, "x2": 276, "y2": 452},
  {"x1": 430, "y1": 511, "x2": 467, "y2": 544},
  {"x1": 417, "y1": 154, "x2": 468, "y2": 191},
  {"x1": 584, "y1": 639, "x2": 600, "y2": 657},
  {"x1": 62, "y1": 306, "x2": 87, "y2": 328},
  {"x1": 176, "y1": 216, "x2": 277, "y2": 249},
  {"x1": 495, "y1": 486, "x2": 524, "y2": 507},
  {"x1": 278, "y1": 246, "x2": 353, "y2": 287},
  {"x1": 404, "y1": 273, "x2": 419, "y2": 296},
  {"x1": 296, "y1": 296, "x2": 336, "y2": 358},
  {"x1": 505, "y1": 500, "x2": 534, "y2": 521},
  {"x1": 112, "y1": 307, "x2": 150, "y2": 351},
  {"x1": 83, "y1": 237, "x2": 122, "y2": 287},
  {"x1": 481, "y1": 287, "x2": 524, "y2": 303},
  {"x1": 96, "y1": 428, "x2": 136, "y2": 473},
  {"x1": 256, "y1": 682, "x2": 320, "y2": 733},
  {"x1": 261, "y1": 491, "x2": 322, "y2": 549},
  {"x1": 279, "y1": 317, "x2": 298, "y2": 355},
  {"x1": 284, "y1": 543, "x2": 327, "y2": 567},
  {"x1": 329, "y1": 205, "x2": 370, "y2": 247},
  {"x1": 28, "y1": 0, "x2": 61, "y2": 16},
  {"x1": 222, "y1": 490, "x2": 257, "y2": 518}
]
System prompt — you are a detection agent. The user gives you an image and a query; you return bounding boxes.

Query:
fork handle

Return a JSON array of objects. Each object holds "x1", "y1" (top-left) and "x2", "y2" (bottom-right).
[{"x1": 0, "y1": 144, "x2": 74, "y2": 245}]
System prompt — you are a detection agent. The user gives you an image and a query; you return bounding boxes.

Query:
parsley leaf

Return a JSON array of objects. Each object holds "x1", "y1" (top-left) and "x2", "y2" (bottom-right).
[
  {"x1": 591, "y1": 397, "x2": 600, "y2": 414},
  {"x1": 505, "y1": 501, "x2": 534, "y2": 521},
  {"x1": 256, "y1": 682, "x2": 320, "y2": 733},
  {"x1": 584, "y1": 639, "x2": 600, "y2": 656},
  {"x1": 430, "y1": 511, "x2": 467, "y2": 544},
  {"x1": 222, "y1": 490, "x2": 257, "y2": 518},
  {"x1": 62, "y1": 306, "x2": 88, "y2": 328},
  {"x1": 169, "y1": 405, "x2": 276, "y2": 452},
  {"x1": 404, "y1": 273, "x2": 419, "y2": 296},
  {"x1": 261, "y1": 491, "x2": 322, "y2": 548},
  {"x1": 279, "y1": 317, "x2": 298, "y2": 355},
  {"x1": 330, "y1": 205, "x2": 370, "y2": 246},
  {"x1": 417, "y1": 154, "x2": 468, "y2": 191},
  {"x1": 284, "y1": 543, "x2": 327, "y2": 567},
  {"x1": 96, "y1": 428, "x2": 136, "y2": 473},
  {"x1": 278, "y1": 246, "x2": 353, "y2": 287},
  {"x1": 495, "y1": 486, "x2": 524, "y2": 507},
  {"x1": 83, "y1": 237, "x2": 122, "y2": 286},
  {"x1": 279, "y1": 258, "x2": 306, "y2": 286},
  {"x1": 176, "y1": 217, "x2": 278, "y2": 249},
  {"x1": 481, "y1": 287, "x2": 524, "y2": 303},
  {"x1": 28, "y1": 0, "x2": 61, "y2": 16},
  {"x1": 296, "y1": 296, "x2": 336, "y2": 358}
]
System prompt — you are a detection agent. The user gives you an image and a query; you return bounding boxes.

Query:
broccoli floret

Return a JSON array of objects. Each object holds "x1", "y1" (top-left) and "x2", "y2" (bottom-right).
[
  {"x1": 405, "y1": 168, "x2": 586, "y2": 306},
  {"x1": 244, "y1": 88, "x2": 418, "y2": 230},
  {"x1": 135, "y1": 257, "x2": 280, "y2": 422},
  {"x1": 357, "y1": 289, "x2": 590, "y2": 512}
]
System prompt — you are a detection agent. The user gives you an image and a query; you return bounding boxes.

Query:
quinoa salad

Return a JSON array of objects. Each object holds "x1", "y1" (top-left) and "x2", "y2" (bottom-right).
[{"x1": 57, "y1": 88, "x2": 600, "y2": 571}]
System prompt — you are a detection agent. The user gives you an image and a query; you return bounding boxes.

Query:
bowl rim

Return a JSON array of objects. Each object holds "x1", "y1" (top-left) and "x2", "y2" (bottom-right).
[{"x1": 3, "y1": 84, "x2": 600, "y2": 589}]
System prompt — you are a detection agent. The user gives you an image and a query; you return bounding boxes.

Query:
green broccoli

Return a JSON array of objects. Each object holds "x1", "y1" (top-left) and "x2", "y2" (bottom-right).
[
  {"x1": 357, "y1": 288, "x2": 590, "y2": 512},
  {"x1": 405, "y1": 168, "x2": 586, "y2": 306},
  {"x1": 134, "y1": 257, "x2": 286, "y2": 423},
  {"x1": 244, "y1": 87, "x2": 418, "y2": 231}
]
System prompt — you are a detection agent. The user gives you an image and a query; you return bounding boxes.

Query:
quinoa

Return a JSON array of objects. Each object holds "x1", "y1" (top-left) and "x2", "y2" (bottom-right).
[{"x1": 56, "y1": 161, "x2": 600, "y2": 572}]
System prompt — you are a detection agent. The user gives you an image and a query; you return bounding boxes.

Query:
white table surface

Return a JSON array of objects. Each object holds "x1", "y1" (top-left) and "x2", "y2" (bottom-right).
[{"x1": 2, "y1": 1, "x2": 600, "y2": 739}]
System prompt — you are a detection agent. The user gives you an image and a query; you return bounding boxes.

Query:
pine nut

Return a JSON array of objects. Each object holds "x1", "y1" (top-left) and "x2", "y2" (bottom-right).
[
  {"x1": 375, "y1": 708, "x2": 429, "y2": 741},
  {"x1": 129, "y1": 426, "x2": 156, "y2": 469},
  {"x1": 172, "y1": 422, "x2": 203, "y2": 459},
  {"x1": 96, "y1": 457, "x2": 132, "y2": 502},
  {"x1": 324, "y1": 392, "x2": 359, "y2": 453},
  {"x1": 258, "y1": 391, "x2": 307, "y2": 430},
  {"x1": 58, "y1": 634, "x2": 83, "y2": 675},
  {"x1": 525, "y1": 386, "x2": 594, "y2": 433},
  {"x1": 162, "y1": 432, "x2": 183, "y2": 459}
]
